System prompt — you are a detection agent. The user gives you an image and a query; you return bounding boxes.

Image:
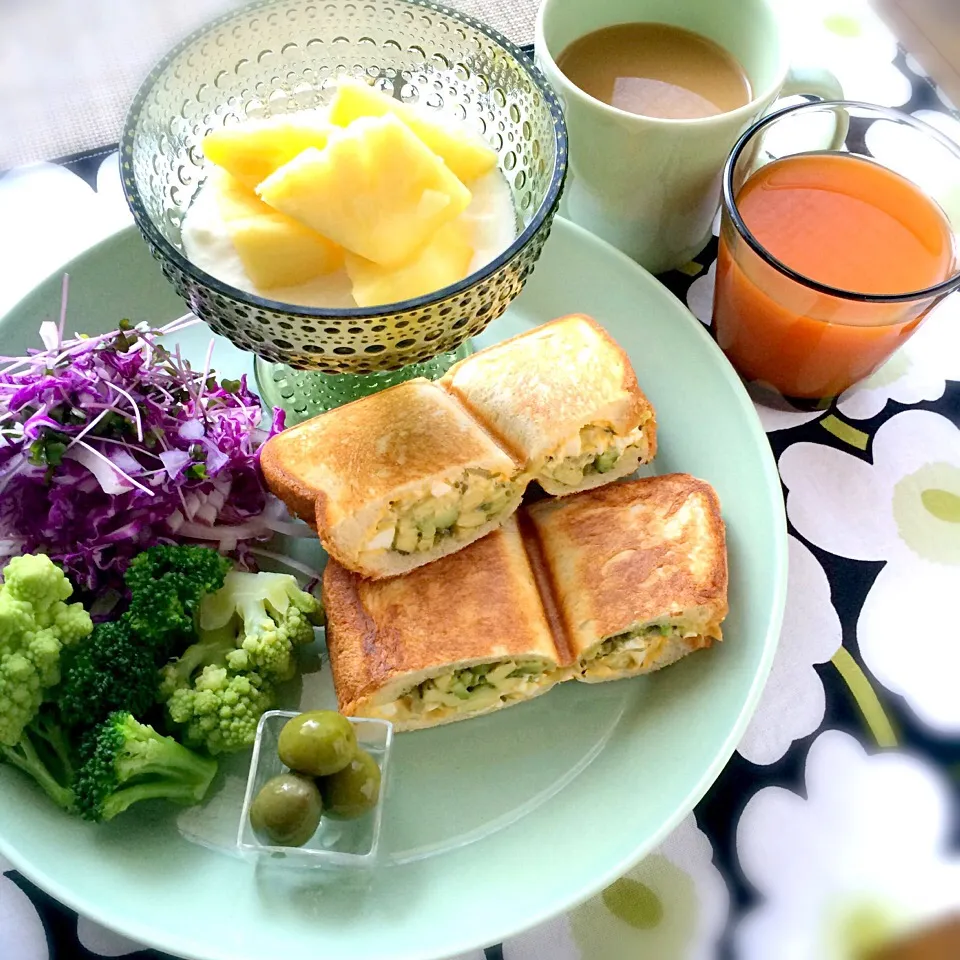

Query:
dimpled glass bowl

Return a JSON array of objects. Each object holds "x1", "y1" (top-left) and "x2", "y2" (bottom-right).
[{"x1": 120, "y1": 0, "x2": 567, "y2": 415}]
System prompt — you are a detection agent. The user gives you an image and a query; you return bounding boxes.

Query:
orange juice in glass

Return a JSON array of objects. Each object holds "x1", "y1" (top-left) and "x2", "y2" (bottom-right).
[{"x1": 714, "y1": 101, "x2": 960, "y2": 402}]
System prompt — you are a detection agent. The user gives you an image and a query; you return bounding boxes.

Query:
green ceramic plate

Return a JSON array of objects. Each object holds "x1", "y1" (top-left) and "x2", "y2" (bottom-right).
[{"x1": 0, "y1": 217, "x2": 786, "y2": 960}]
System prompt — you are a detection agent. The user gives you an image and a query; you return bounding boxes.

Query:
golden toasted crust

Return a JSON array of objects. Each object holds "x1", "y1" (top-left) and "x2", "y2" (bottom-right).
[
  {"x1": 323, "y1": 516, "x2": 565, "y2": 717},
  {"x1": 441, "y1": 314, "x2": 654, "y2": 463},
  {"x1": 525, "y1": 474, "x2": 728, "y2": 657},
  {"x1": 260, "y1": 377, "x2": 519, "y2": 556}
]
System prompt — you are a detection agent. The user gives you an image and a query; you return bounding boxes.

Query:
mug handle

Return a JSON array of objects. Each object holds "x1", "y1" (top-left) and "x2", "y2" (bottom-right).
[
  {"x1": 732, "y1": 66, "x2": 847, "y2": 193},
  {"x1": 777, "y1": 65, "x2": 848, "y2": 149}
]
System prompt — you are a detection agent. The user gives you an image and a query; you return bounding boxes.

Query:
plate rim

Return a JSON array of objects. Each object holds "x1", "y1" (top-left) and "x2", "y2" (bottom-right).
[{"x1": 0, "y1": 217, "x2": 788, "y2": 960}]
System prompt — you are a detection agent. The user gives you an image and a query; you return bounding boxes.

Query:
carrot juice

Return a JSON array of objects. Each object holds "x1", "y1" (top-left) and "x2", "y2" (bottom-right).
[{"x1": 713, "y1": 152, "x2": 956, "y2": 399}]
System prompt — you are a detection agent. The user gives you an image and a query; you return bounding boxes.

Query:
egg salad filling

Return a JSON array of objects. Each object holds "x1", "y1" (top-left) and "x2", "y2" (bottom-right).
[
  {"x1": 361, "y1": 468, "x2": 520, "y2": 558},
  {"x1": 370, "y1": 660, "x2": 554, "y2": 723},
  {"x1": 539, "y1": 420, "x2": 652, "y2": 489},
  {"x1": 580, "y1": 622, "x2": 699, "y2": 676}
]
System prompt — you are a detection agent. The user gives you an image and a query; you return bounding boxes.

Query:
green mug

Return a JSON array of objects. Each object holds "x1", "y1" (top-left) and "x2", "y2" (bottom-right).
[{"x1": 534, "y1": 0, "x2": 844, "y2": 274}]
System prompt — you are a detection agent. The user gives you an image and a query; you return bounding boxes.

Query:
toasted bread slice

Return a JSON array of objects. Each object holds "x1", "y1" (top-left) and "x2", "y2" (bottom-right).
[
  {"x1": 260, "y1": 378, "x2": 524, "y2": 579},
  {"x1": 441, "y1": 315, "x2": 657, "y2": 496},
  {"x1": 323, "y1": 516, "x2": 569, "y2": 731},
  {"x1": 526, "y1": 474, "x2": 727, "y2": 682}
]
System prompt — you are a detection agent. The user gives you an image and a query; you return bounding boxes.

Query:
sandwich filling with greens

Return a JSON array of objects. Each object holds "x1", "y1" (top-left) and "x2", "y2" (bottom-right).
[
  {"x1": 369, "y1": 659, "x2": 556, "y2": 724},
  {"x1": 361, "y1": 468, "x2": 521, "y2": 558},
  {"x1": 578, "y1": 621, "x2": 708, "y2": 679},
  {"x1": 539, "y1": 419, "x2": 654, "y2": 489}
]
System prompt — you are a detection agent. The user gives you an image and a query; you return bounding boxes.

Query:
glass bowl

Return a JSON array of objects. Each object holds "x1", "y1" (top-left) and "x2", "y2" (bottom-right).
[
  {"x1": 119, "y1": 0, "x2": 567, "y2": 393},
  {"x1": 237, "y1": 710, "x2": 393, "y2": 871}
]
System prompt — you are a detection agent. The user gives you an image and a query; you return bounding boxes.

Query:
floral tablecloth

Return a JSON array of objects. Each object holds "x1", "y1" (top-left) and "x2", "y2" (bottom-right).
[{"x1": 2, "y1": 2, "x2": 960, "y2": 959}]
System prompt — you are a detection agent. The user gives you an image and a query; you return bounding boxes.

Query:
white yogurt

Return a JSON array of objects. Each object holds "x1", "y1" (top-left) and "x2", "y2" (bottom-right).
[{"x1": 181, "y1": 142, "x2": 518, "y2": 308}]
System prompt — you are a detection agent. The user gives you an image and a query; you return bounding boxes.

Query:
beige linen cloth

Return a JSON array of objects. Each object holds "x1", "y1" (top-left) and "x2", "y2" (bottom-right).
[{"x1": 0, "y1": 0, "x2": 538, "y2": 170}]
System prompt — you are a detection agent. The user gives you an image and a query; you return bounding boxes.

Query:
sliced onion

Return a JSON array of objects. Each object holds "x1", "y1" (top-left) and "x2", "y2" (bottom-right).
[
  {"x1": 63, "y1": 445, "x2": 144, "y2": 495},
  {"x1": 159, "y1": 449, "x2": 190, "y2": 479},
  {"x1": 39, "y1": 321, "x2": 60, "y2": 352},
  {"x1": 178, "y1": 419, "x2": 205, "y2": 441},
  {"x1": 195, "y1": 501, "x2": 218, "y2": 525}
]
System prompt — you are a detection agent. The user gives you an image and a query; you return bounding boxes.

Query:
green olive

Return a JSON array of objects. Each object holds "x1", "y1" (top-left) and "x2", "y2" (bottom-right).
[
  {"x1": 278, "y1": 710, "x2": 358, "y2": 777},
  {"x1": 250, "y1": 773, "x2": 322, "y2": 847},
  {"x1": 320, "y1": 749, "x2": 381, "y2": 820}
]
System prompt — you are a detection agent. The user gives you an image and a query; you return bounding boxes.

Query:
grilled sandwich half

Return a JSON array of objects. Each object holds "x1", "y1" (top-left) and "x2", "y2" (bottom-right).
[
  {"x1": 261, "y1": 378, "x2": 525, "y2": 578},
  {"x1": 527, "y1": 474, "x2": 728, "y2": 683},
  {"x1": 323, "y1": 516, "x2": 569, "y2": 730},
  {"x1": 441, "y1": 315, "x2": 657, "y2": 496}
]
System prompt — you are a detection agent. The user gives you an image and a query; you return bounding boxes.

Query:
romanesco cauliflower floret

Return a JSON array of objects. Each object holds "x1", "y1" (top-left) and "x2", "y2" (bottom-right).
[
  {"x1": 0, "y1": 653, "x2": 39, "y2": 746},
  {"x1": 28, "y1": 629, "x2": 63, "y2": 688},
  {"x1": 3, "y1": 554, "x2": 72, "y2": 610},
  {"x1": 166, "y1": 665, "x2": 274, "y2": 755},
  {"x1": 46, "y1": 604, "x2": 96, "y2": 647},
  {"x1": 0, "y1": 555, "x2": 92, "y2": 748}
]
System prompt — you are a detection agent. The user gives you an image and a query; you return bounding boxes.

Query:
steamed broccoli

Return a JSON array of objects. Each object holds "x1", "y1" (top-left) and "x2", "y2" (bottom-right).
[
  {"x1": 158, "y1": 572, "x2": 322, "y2": 755},
  {"x1": 124, "y1": 545, "x2": 231, "y2": 656},
  {"x1": 0, "y1": 555, "x2": 91, "y2": 806},
  {"x1": 165, "y1": 666, "x2": 275, "y2": 755},
  {"x1": 58, "y1": 620, "x2": 160, "y2": 730},
  {"x1": 73, "y1": 711, "x2": 217, "y2": 822},
  {"x1": 197, "y1": 571, "x2": 324, "y2": 681},
  {"x1": 59, "y1": 545, "x2": 233, "y2": 732}
]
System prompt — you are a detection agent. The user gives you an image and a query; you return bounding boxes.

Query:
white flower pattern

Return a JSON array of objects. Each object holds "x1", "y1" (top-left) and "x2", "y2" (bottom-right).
[
  {"x1": 835, "y1": 295, "x2": 960, "y2": 420},
  {"x1": 781, "y1": 410, "x2": 960, "y2": 732},
  {"x1": 737, "y1": 537, "x2": 841, "y2": 765},
  {"x1": 0, "y1": 153, "x2": 130, "y2": 317},
  {"x1": 685, "y1": 260, "x2": 716, "y2": 329},
  {"x1": 502, "y1": 815, "x2": 729, "y2": 960},
  {"x1": 735, "y1": 730, "x2": 960, "y2": 960},
  {"x1": 0, "y1": 856, "x2": 49, "y2": 960},
  {"x1": 76, "y1": 917, "x2": 144, "y2": 957},
  {"x1": 774, "y1": 0, "x2": 911, "y2": 107}
]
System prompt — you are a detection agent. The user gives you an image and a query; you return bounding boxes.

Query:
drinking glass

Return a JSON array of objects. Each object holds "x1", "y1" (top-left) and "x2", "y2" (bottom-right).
[{"x1": 714, "y1": 100, "x2": 960, "y2": 403}]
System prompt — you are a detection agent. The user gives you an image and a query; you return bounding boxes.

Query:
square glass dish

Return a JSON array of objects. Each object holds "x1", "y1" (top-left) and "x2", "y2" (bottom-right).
[{"x1": 237, "y1": 711, "x2": 393, "y2": 870}]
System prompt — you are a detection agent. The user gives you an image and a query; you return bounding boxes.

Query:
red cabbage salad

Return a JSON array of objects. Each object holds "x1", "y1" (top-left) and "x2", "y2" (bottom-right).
[{"x1": 0, "y1": 281, "x2": 303, "y2": 596}]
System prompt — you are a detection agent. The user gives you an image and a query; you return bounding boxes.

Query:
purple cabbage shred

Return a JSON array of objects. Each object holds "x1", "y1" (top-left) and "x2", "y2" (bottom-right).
[{"x1": 0, "y1": 310, "x2": 286, "y2": 595}]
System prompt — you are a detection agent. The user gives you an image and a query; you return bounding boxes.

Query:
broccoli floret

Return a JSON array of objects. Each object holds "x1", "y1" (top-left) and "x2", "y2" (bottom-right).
[
  {"x1": 0, "y1": 706, "x2": 75, "y2": 812},
  {"x1": 160, "y1": 571, "x2": 323, "y2": 754},
  {"x1": 73, "y1": 711, "x2": 217, "y2": 822},
  {"x1": 58, "y1": 620, "x2": 160, "y2": 730},
  {"x1": 59, "y1": 546, "x2": 233, "y2": 733},
  {"x1": 166, "y1": 666, "x2": 274, "y2": 755},
  {"x1": 159, "y1": 572, "x2": 321, "y2": 755},
  {"x1": 0, "y1": 554, "x2": 92, "y2": 748},
  {"x1": 197, "y1": 571, "x2": 324, "y2": 682},
  {"x1": 124, "y1": 545, "x2": 231, "y2": 656}
]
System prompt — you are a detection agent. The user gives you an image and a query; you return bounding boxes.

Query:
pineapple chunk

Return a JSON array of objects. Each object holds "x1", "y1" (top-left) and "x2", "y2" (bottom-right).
[
  {"x1": 345, "y1": 220, "x2": 474, "y2": 306},
  {"x1": 214, "y1": 171, "x2": 343, "y2": 289},
  {"x1": 257, "y1": 114, "x2": 472, "y2": 268},
  {"x1": 202, "y1": 114, "x2": 332, "y2": 189},
  {"x1": 329, "y1": 77, "x2": 497, "y2": 183},
  {"x1": 214, "y1": 169, "x2": 270, "y2": 220}
]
